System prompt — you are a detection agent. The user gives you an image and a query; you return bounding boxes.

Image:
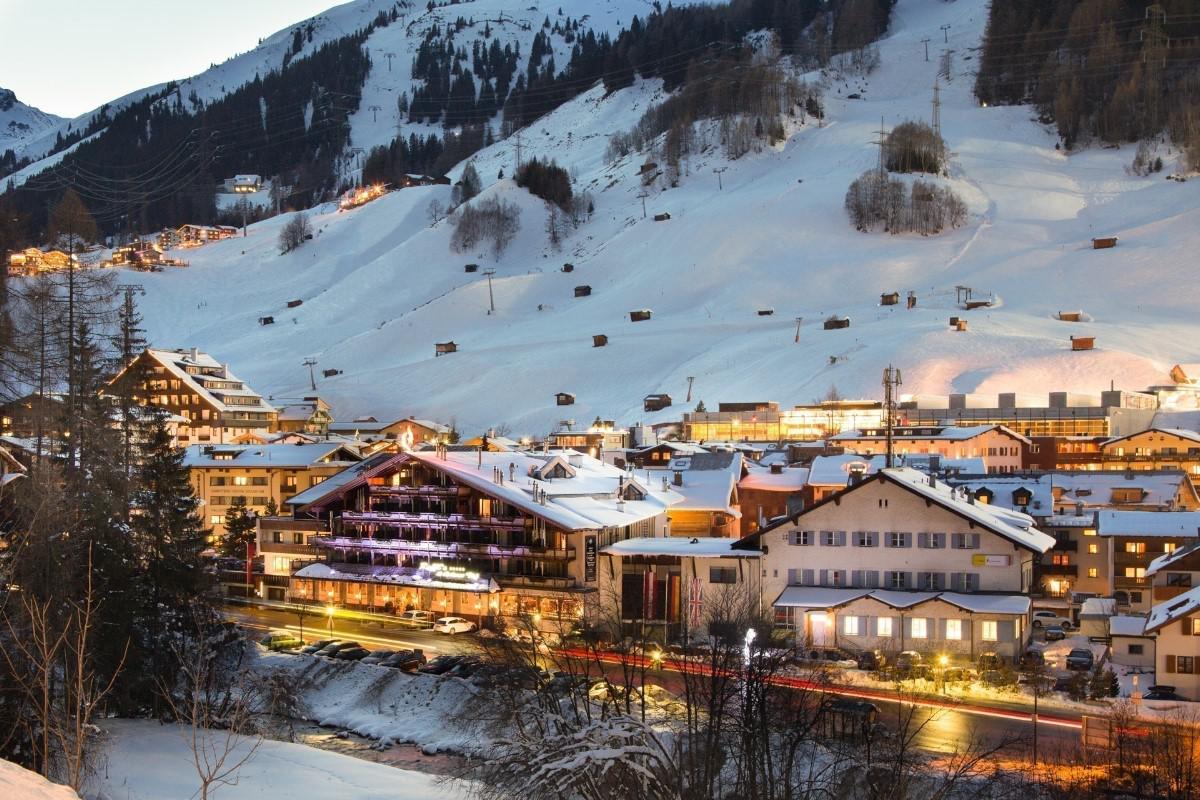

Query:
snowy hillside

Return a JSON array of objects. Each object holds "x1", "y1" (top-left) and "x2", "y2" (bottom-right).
[
  {"x1": 114, "y1": 0, "x2": 1200, "y2": 435},
  {"x1": 0, "y1": 88, "x2": 63, "y2": 154}
]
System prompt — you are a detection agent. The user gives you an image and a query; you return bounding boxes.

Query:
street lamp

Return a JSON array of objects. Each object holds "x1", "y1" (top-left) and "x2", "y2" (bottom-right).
[
  {"x1": 937, "y1": 654, "x2": 949, "y2": 694},
  {"x1": 326, "y1": 604, "x2": 335, "y2": 638}
]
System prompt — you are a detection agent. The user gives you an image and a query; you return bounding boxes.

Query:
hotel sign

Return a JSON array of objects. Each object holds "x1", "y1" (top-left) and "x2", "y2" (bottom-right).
[
  {"x1": 584, "y1": 536, "x2": 597, "y2": 582},
  {"x1": 972, "y1": 554, "x2": 1011, "y2": 567}
]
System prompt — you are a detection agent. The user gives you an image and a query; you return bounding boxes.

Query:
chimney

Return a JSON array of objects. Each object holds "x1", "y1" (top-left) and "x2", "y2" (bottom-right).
[
  {"x1": 189, "y1": 346, "x2": 199, "y2": 362},
  {"x1": 769, "y1": 463, "x2": 784, "y2": 475},
  {"x1": 223, "y1": 363, "x2": 231, "y2": 379},
  {"x1": 673, "y1": 470, "x2": 683, "y2": 487},
  {"x1": 928, "y1": 472, "x2": 936, "y2": 488}
]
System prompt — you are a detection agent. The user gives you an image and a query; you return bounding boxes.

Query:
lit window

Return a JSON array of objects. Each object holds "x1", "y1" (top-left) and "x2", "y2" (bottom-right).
[
  {"x1": 1124, "y1": 567, "x2": 1146, "y2": 579},
  {"x1": 1125, "y1": 542, "x2": 1146, "y2": 554},
  {"x1": 1088, "y1": 543, "x2": 1099, "y2": 554},
  {"x1": 946, "y1": 619, "x2": 962, "y2": 640},
  {"x1": 981, "y1": 621, "x2": 998, "y2": 642},
  {"x1": 842, "y1": 616, "x2": 860, "y2": 636},
  {"x1": 209, "y1": 515, "x2": 224, "y2": 525},
  {"x1": 1164, "y1": 542, "x2": 1177, "y2": 554},
  {"x1": 877, "y1": 617, "x2": 893, "y2": 637},
  {"x1": 1191, "y1": 619, "x2": 1200, "y2": 636},
  {"x1": 233, "y1": 476, "x2": 248, "y2": 486},
  {"x1": 1088, "y1": 567, "x2": 1099, "y2": 578},
  {"x1": 911, "y1": 618, "x2": 928, "y2": 639}
]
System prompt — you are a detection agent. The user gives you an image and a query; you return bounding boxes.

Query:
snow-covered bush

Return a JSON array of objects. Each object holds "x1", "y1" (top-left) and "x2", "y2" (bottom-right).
[
  {"x1": 845, "y1": 171, "x2": 966, "y2": 235},
  {"x1": 278, "y1": 213, "x2": 312, "y2": 254},
  {"x1": 885, "y1": 121, "x2": 946, "y2": 174}
]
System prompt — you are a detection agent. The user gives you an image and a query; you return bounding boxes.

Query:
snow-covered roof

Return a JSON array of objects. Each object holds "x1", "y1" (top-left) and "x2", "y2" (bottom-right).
[
  {"x1": 806, "y1": 454, "x2": 877, "y2": 487},
  {"x1": 1148, "y1": 538, "x2": 1200, "y2": 576},
  {"x1": 664, "y1": 452, "x2": 743, "y2": 514},
  {"x1": 867, "y1": 590, "x2": 940, "y2": 609},
  {"x1": 1109, "y1": 616, "x2": 1148, "y2": 637},
  {"x1": 285, "y1": 451, "x2": 394, "y2": 506},
  {"x1": 602, "y1": 537, "x2": 760, "y2": 559},
  {"x1": 1041, "y1": 513, "x2": 1098, "y2": 528},
  {"x1": 938, "y1": 592, "x2": 1031, "y2": 615},
  {"x1": 831, "y1": 424, "x2": 1030, "y2": 445},
  {"x1": 140, "y1": 348, "x2": 275, "y2": 415},
  {"x1": 183, "y1": 443, "x2": 361, "y2": 469},
  {"x1": 637, "y1": 441, "x2": 708, "y2": 456},
  {"x1": 1081, "y1": 597, "x2": 1118, "y2": 616},
  {"x1": 882, "y1": 468, "x2": 1056, "y2": 554},
  {"x1": 295, "y1": 561, "x2": 499, "y2": 594},
  {"x1": 739, "y1": 465, "x2": 809, "y2": 491},
  {"x1": 1096, "y1": 510, "x2": 1200, "y2": 538},
  {"x1": 1146, "y1": 583, "x2": 1200, "y2": 633},
  {"x1": 942, "y1": 474, "x2": 1055, "y2": 513},
  {"x1": 1052, "y1": 470, "x2": 1195, "y2": 509},
  {"x1": 773, "y1": 587, "x2": 871, "y2": 608}
]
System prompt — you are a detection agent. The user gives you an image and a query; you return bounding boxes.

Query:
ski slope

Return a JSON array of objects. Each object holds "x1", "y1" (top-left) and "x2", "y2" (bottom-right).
[{"x1": 115, "y1": 0, "x2": 1200, "y2": 435}]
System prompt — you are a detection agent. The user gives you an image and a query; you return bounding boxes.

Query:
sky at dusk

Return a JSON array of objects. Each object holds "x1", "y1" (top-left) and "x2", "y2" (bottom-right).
[{"x1": 0, "y1": 0, "x2": 340, "y2": 118}]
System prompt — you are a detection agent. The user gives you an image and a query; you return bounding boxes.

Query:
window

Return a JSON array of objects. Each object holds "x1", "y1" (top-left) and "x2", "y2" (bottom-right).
[
  {"x1": 842, "y1": 615, "x2": 860, "y2": 636},
  {"x1": 209, "y1": 515, "x2": 225, "y2": 525},
  {"x1": 250, "y1": 476, "x2": 269, "y2": 486},
  {"x1": 1087, "y1": 567, "x2": 1099, "y2": 578},
  {"x1": 877, "y1": 617, "x2": 893, "y2": 637},
  {"x1": 1164, "y1": 542, "x2": 1178, "y2": 554},
  {"x1": 887, "y1": 532, "x2": 910, "y2": 548},
  {"x1": 886, "y1": 571, "x2": 909, "y2": 589},
  {"x1": 911, "y1": 618, "x2": 928, "y2": 639},
  {"x1": 293, "y1": 532, "x2": 305, "y2": 545},
  {"x1": 1087, "y1": 543, "x2": 1099, "y2": 554},
  {"x1": 946, "y1": 619, "x2": 962, "y2": 640},
  {"x1": 919, "y1": 532, "x2": 946, "y2": 549},
  {"x1": 854, "y1": 531, "x2": 877, "y2": 547},
  {"x1": 1125, "y1": 541, "x2": 1146, "y2": 554},
  {"x1": 1166, "y1": 573, "x2": 1193, "y2": 587},
  {"x1": 1083, "y1": 528, "x2": 1097, "y2": 537},
  {"x1": 789, "y1": 530, "x2": 812, "y2": 546},
  {"x1": 271, "y1": 557, "x2": 290, "y2": 572},
  {"x1": 284, "y1": 476, "x2": 298, "y2": 489},
  {"x1": 917, "y1": 572, "x2": 944, "y2": 590},
  {"x1": 210, "y1": 477, "x2": 227, "y2": 486},
  {"x1": 1052, "y1": 553, "x2": 1069, "y2": 566},
  {"x1": 1177, "y1": 656, "x2": 1195, "y2": 674},
  {"x1": 709, "y1": 567, "x2": 737, "y2": 584},
  {"x1": 952, "y1": 533, "x2": 980, "y2": 549},
  {"x1": 1124, "y1": 567, "x2": 1146, "y2": 579},
  {"x1": 981, "y1": 620, "x2": 998, "y2": 642},
  {"x1": 311, "y1": 476, "x2": 326, "y2": 485},
  {"x1": 1130, "y1": 591, "x2": 1143, "y2": 604},
  {"x1": 1191, "y1": 619, "x2": 1200, "y2": 636},
  {"x1": 272, "y1": 532, "x2": 282, "y2": 543},
  {"x1": 1128, "y1": 644, "x2": 1144, "y2": 656},
  {"x1": 233, "y1": 476, "x2": 249, "y2": 486},
  {"x1": 822, "y1": 531, "x2": 845, "y2": 547}
]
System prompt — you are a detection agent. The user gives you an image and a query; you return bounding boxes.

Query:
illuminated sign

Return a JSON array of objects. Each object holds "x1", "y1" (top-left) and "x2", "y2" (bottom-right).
[
  {"x1": 418, "y1": 561, "x2": 481, "y2": 583},
  {"x1": 584, "y1": 535, "x2": 597, "y2": 582},
  {"x1": 971, "y1": 554, "x2": 1011, "y2": 567}
]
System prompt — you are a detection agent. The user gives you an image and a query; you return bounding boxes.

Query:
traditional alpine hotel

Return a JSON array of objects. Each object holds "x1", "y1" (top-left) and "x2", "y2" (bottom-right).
[{"x1": 258, "y1": 446, "x2": 681, "y2": 632}]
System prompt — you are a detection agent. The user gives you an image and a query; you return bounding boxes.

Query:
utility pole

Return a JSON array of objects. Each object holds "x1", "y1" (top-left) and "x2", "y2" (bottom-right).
[
  {"x1": 921, "y1": 37, "x2": 931, "y2": 61},
  {"x1": 514, "y1": 129, "x2": 522, "y2": 173},
  {"x1": 713, "y1": 166, "x2": 727, "y2": 190},
  {"x1": 384, "y1": 51, "x2": 396, "y2": 71},
  {"x1": 940, "y1": 24, "x2": 950, "y2": 43},
  {"x1": 303, "y1": 358, "x2": 318, "y2": 391},
  {"x1": 686, "y1": 376, "x2": 695, "y2": 403},
  {"x1": 873, "y1": 117, "x2": 888, "y2": 180},
  {"x1": 483, "y1": 269, "x2": 496, "y2": 314},
  {"x1": 637, "y1": 190, "x2": 648, "y2": 219},
  {"x1": 882, "y1": 365, "x2": 902, "y2": 468},
  {"x1": 794, "y1": 317, "x2": 803, "y2": 344},
  {"x1": 240, "y1": 197, "x2": 249, "y2": 238},
  {"x1": 931, "y1": 80, "x2": 942, "y2": 139}
]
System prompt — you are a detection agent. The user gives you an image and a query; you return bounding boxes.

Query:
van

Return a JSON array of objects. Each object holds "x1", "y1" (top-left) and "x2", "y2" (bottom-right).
[
  {"x1": 260, "y1": 631, "x2": 303, "y2": 651},
  {"x1": 396, "y1": 610, "x2": 436, "y2": 629}
]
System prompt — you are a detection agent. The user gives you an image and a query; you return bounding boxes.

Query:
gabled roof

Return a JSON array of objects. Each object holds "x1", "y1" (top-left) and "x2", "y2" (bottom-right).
[
  {"x1": 602, "y1": 537, "x2": 760, "y2": 559},
  {"x1": 1096, "y1": 510, "x2": 1200, "y2": 538},
  {"x1": 1148, "y1": 538, "x2": 1200, "y2": 576},
  {"x1": 182, "y1": 442, "x2": 361, "y2": 469},
  {"x1": 806, "y1": 454, "x2": 877, "y2": 487},
  {"x1": 740, "y1": 468, "x2": 1055, "y2": 554},
  {"x1": 132, "y1": 348, "x2": 275, "y2": 415},
  {"x1": 1146, "y1": 583, "x2": 1200, "y2": 633},
  {"x1": 739, "y1": 464, "x2": 809, "y2": 492},
  {"x1": 664, "y1": 452, "x2": 743, "y2": 514},
  {"x1": 830, "y1": 424, "x2": 1031, "y2": 445},
  {"x1": 1102, "y1": 427, "x2": 1200, "y2": 447},
  {"x1": 285, "y1": 451, "x2": 399, "y2": 507},
  {"x1": 1051, "y1": 469, "x2": 1198, "y2": 509},
  {"x1": 942, "y1": 473, "x2": 1055, "y2": 513}
]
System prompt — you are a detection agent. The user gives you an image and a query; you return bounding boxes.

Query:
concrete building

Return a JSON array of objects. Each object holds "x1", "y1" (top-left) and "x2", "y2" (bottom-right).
[
  {"x1": 683, "y1": 400, "x2": 883, "y2": 442},
  {"x1": 1098, "y1": 510, "x2": 1200, "y2": 613},
  {"x1": 897, "y1": 390, "x2": 1157, "y2": 438},
  {"x1": 738, "y1": 468, "x2": 1055, "y2": 662},
  {"x1": 829, "y1": 424, "x2": 1029, "y2": 474}
]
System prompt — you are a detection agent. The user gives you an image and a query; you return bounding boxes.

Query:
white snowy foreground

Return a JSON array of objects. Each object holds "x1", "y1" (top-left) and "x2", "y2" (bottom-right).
[
  {"x1": 0, "y1": 758, "x2": 80, "y2": 800},
  {"x1": 87, "y1": 719, "x2": 464, "y2": 800}
]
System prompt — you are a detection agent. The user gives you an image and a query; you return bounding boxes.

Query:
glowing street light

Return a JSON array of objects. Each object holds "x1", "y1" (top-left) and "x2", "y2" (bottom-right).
[{"x1": 326, "y1": 604, "x2": 335, "y2": 638}]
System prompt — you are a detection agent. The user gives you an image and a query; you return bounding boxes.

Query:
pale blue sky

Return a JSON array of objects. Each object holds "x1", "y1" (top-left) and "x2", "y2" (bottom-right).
[{"x1": 0, "y1": 0, "x2": 339, "y2": 117}]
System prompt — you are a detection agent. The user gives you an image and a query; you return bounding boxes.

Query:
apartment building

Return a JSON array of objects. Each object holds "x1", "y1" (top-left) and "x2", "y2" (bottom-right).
[
  {"x1": 897, "y1": 390, "x2": 1157, "y2": 438},
  {"x1": 736, "y1": 468, "x2": 1055, "y2": 661},
  {"x1": 185, "y1": 442, "x2": 362, "y2": 537},
  {"x1": 829, "y1": 424, "x2": 1029, "y2": 474},
  {"x1": 683, "y1": 400, "x2": 883, "y2": 442},
  {"x1": 266, "y1": 448, "x2": 680, "y2": 635},
  {"x1": 109, "y1": 348, "x2": 277, "y2": 444},
  {"x1": 1097, "y1": 510, "x2": 1200, "y2": 613}
]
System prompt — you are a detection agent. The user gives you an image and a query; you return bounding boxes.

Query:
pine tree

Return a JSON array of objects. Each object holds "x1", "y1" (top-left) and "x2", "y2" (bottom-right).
[
  {"x1": 220, "y1": 496, "x2": 256, "y2": 558},
  {"x1": 264, "y1": 497, "x2": 279, "y2": 518}
]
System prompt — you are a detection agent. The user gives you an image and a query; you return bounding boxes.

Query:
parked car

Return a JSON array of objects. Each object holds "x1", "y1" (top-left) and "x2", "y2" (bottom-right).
[
  {"x1": 1144, "y1": 685, "x2": 1189, "y2": 701},
  {"x1": 1043, "y1": 625, "x2": 1067, "y2": 642},
  {"x1": 978, "y1": 652, "x2": 1005, "y2": 670},
  {"x1": 334, "y1": 646, "x2": 370, "y2": 661},
  {"x1": 384, "y1": 649, "x2": 427, "y2": 671},
  {"x1": 856, "y1": 649, "x2": 886, "y2": 671},
  {"x1": 433, "y1": 616, "x2": 477, "y2": 635},
  {"x1": 359, "y1": 649, "x2": 396, "y2": 665},
  {"x1": 396, "y1": 610, "x2": 436, "y2": 629},
  {"x1": 418, "y1": 655, "x2": 465, "y2": 675},
  {"x1": 1065, "y1": 648, "x2": 1095, "y2": 671},
  {"x1": 446, "y1": 656, "x2": 485, "y2": 679},
  {"x1": 316, "y1": 641, "x2": 361, "y2": 658},
  {"x1": 260, "y1": 632, "x2": 303, "y2": 651},
  {"x1": 1020, "y1": 649, "x2": 1046, "y2": 668},
  {"x1": 1032, "y1": 610, "x2": 1073, "y2": 630},
  {"x1": 300, "y1": 639, "x2": 339, "y2": 655}
]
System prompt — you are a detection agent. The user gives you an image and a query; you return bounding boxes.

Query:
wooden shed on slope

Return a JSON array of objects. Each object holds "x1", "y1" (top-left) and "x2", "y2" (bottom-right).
[
  {"x1": 823, "y1": 316, "x2": 851, "y2": 330},
  {"x1": 556, "y1": 392, "x2": 576, "y2": 406},
  {"x1": 574, "y1": 285, "x2": 592, "y2": 297},
  {"x1": 880, "y1": 291, "x2": 900, "y2": 306},
  {"x1": 592, "y1": 334, "x2": 609, "y2": 347},
  {"x1": 630, "y1": 309, "x2": 653, "y2": 322},
  {"x1": 1071, "y1": 336, "x2": 1095, "y2": 351},
  {"x1": 435, "y1": 341, "x2": 458, "y2": 357},
  {"x1": 644, "y1": 394, "x2": 673, "y2": 412},
  {"x1": 1092, "y1": 236, "x2": 1118, "y2": 250}
]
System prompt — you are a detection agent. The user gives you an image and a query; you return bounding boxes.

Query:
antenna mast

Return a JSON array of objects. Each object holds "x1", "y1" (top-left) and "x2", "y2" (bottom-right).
[{"x1": 883, "y1": 365, "x2": 903, "y2": 468}]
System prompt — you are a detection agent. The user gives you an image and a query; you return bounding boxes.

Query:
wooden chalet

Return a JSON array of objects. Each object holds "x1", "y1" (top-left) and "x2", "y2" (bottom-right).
[
  {"x1": 644, "y1": 394, "x2": 673, "y2": 412},
  {"x1": 555, "y1": 392, "x2": 576, "y2": 406},
  {"x1": 574, "y1": 285, "x2": 592, "y2": 298},
  {"x1": 880, "y1": 292, "x2": 900, "y2": 306},
  {"x1": 435, "y1": 341, "x2": 458, "y2": 357},
  {"x1": 1071, "y1": 336, "x2": 1095, "y2": 351},
  {"x1": 630, "y1": 309, "x2": 653, "y2": 322},
  {"x1": 1092, "y1": 236, "x2": 1118, "y2": 250},
  {"x1": 823, "y1": 316, "x2": 851, "y2": 330},
  {"x1": 592, "y1": 334, "x2": 608, "y2": 348}
]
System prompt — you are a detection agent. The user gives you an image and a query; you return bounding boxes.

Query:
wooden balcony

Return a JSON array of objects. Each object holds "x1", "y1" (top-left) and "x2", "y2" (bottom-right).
[
  {"x1": 341, "y1": 510, "x2": 528, "y2": 531},
  {"x1": 258, "y1": 542, "x2": 320, "y2": 557},
  {"x1": 313, "y1": 536, "x2": 574, "y2": 561},
  {"x1": 1153, "y1": 585, "x2": 1192, "y2": 602},
  {"x1": 367, "y1": 484, "x2": 466, "y2": 499},
  {"x1": 1038, "y1": 564, "x2": 1078, "y2": 577},
  {"x1": 259, "y1": 516, "x2": 329, "y2": 532},
  {"x1": 499, "y1": 574, "x2": 576, "y2": 590}
]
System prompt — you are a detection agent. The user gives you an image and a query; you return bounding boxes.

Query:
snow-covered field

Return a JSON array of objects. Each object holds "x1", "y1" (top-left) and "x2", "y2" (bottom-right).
[
  {"x1": 88, "y1": 718, "x2": 463, "y2": 800},
  {"x1": 0, "y1": 758, "x2": 79, "y2": 800},
  {"x1": 27, "y1": 0, "x2": 1200, "y2": 435}
]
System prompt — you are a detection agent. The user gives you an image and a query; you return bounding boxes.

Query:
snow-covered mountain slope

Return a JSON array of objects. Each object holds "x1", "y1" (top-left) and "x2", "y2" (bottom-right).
[
  {"x1": 7, "y1": 0, "x2": 703, "y2": 187},
  {"x1": 0, "y1": 88, "x2": 63, "y2": 154},
  {"x1": 122, "y1": 0, "x2": 1200, "y2": 435}
]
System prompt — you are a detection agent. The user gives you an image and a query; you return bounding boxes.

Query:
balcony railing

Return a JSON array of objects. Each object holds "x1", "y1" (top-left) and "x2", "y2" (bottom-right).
[
  {"x1": 1050, "y1": 540, "x2": 1078, "y2": 553},
  {"x1": 1038, "y1": 564, "x2": 1078, "y2": 577},
  {"x1": 313, "y1": 536, "x2": 574, "y2": 561},
  {"x1": 341, "y1": 510, "x2": 528, "y2": 531},
  {"x1": 367, "y1": 484, "x2": 465, "y2": 499},
  {"x1": 499, "y1": 574, "x2": 576, "y2": 589},
  {"x1": 258, "y1": 542, "x2": 321, "y2": 557}
]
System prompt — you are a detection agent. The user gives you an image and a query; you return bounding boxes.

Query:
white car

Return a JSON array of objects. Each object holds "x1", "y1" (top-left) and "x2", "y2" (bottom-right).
[
  {"x1": 1031, "y1": 610, "x2": 1073, "y2": 630},
  {"x1": 432, "y1": 616, "x2": 477, "y2": 635}
]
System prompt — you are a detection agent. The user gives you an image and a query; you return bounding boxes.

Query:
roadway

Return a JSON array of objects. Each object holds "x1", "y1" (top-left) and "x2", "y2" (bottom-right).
[{"x1": 226, "y1": 603, "x2": 1083, "y2": 758}]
